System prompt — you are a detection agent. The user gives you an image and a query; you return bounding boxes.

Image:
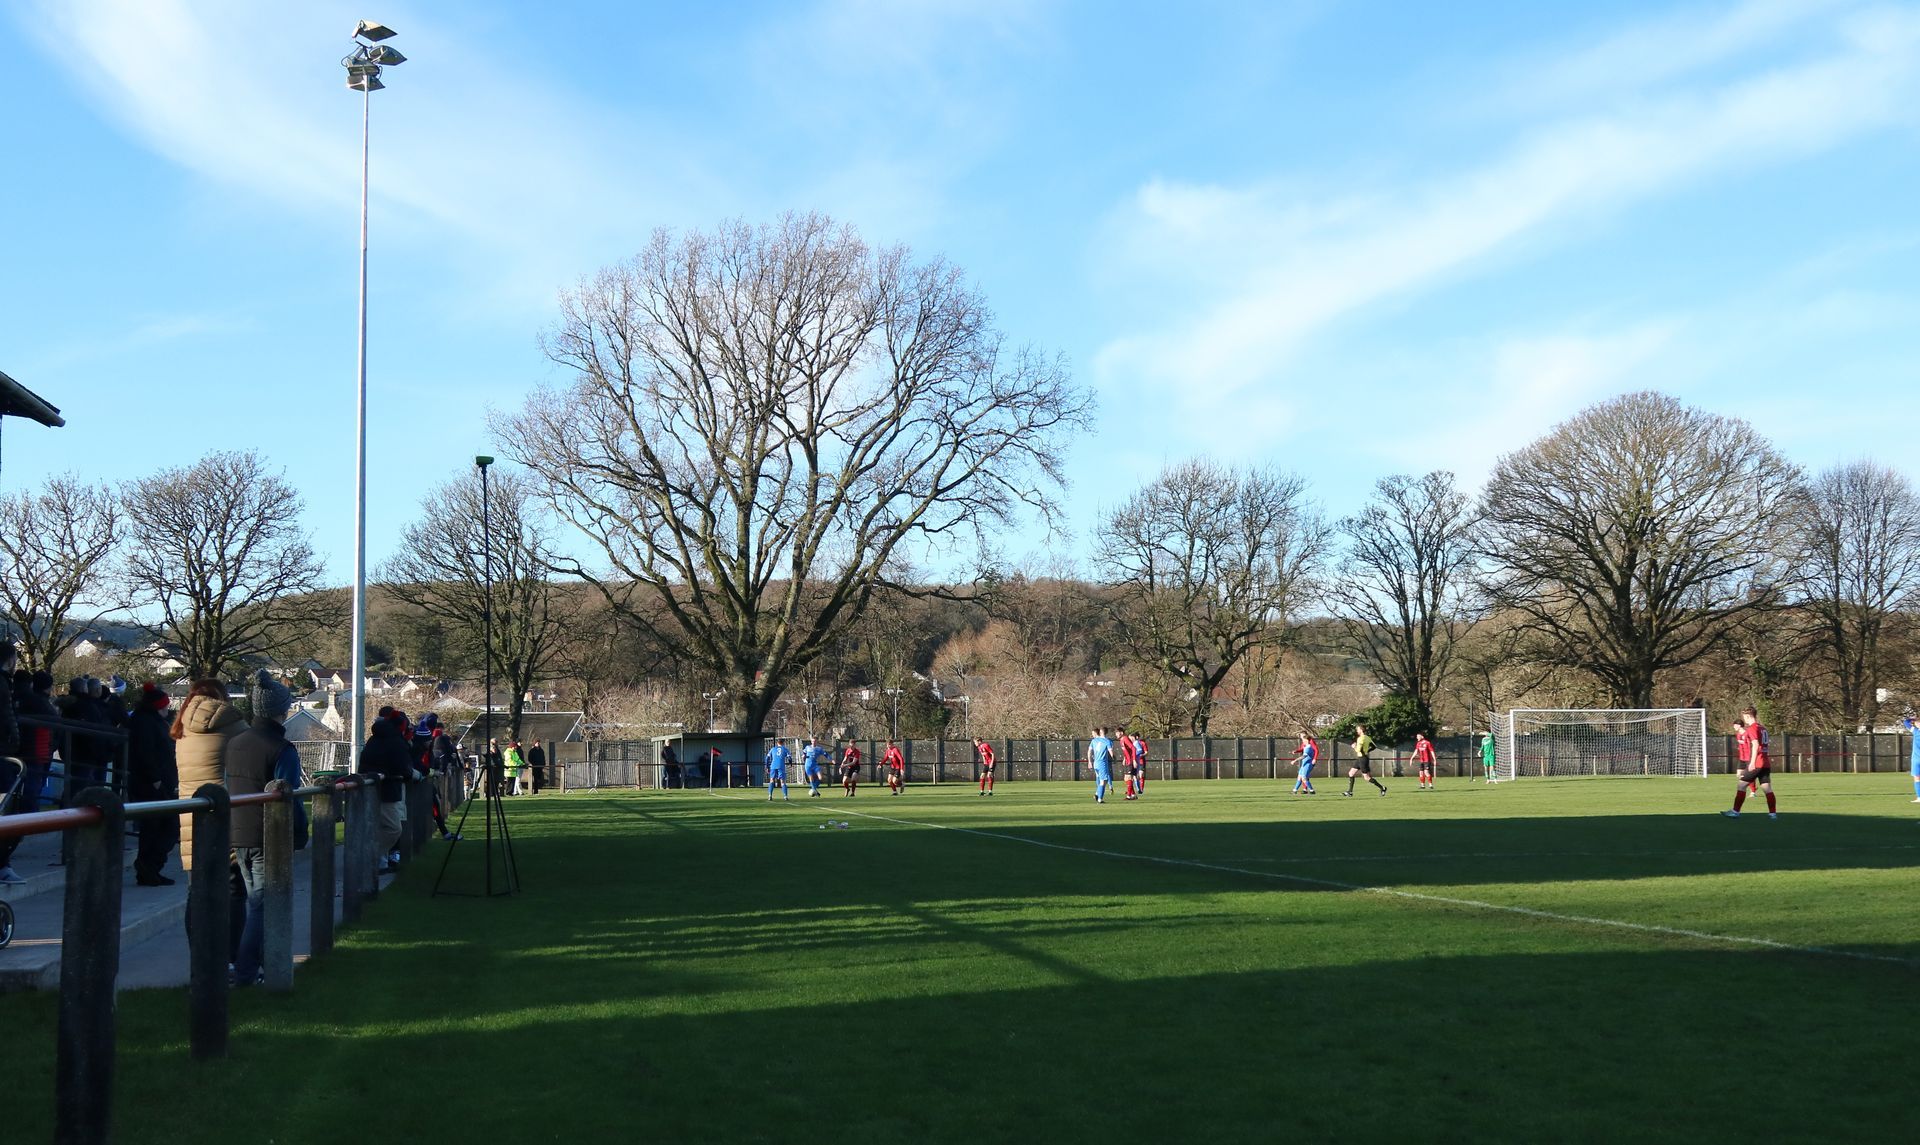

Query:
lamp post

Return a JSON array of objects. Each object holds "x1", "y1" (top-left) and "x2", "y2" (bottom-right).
[
  {"x1": 884, "y1": 688, "x2": 904, "y2": 741},
  {"x1": 476, "y1": 456, "x2": 495, "y2": 754},
  {"x1": 954, "y1": 695, "x2": 970, "y2": 741},
  {"x1": 342, "y1": 20, "x2": 406, "y2": 773},
  {"x1": 702, "y1": 692, "x2": 721, "y2": 732}
]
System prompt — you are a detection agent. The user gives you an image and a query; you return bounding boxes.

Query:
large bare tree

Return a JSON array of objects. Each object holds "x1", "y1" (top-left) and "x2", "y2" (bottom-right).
[
  {"x1": 1331, "y1": 471, "x2": 1480, "y2": 720},
  {"x1": 0, "y1": 474, "x2": 122, "y2": 669},
  {"x1": 379, "y1": 468, "x2": 570, "y2": 743},
  {"x1": 123, "y1": 451, "x2": 332, "y2": 678},
  {"x1": 1799, "y1": 461, "x2": 1920, "y2": 729},
  {"x1": 500, "y1": 214, "x2": 1092, "y2": 732},
  {"x1": 1480, "y1": 391, "x2": 1803, "y2": 708},
  {"x1": 1096, "y1": 460, "x2": 1327, "y2": 734}
]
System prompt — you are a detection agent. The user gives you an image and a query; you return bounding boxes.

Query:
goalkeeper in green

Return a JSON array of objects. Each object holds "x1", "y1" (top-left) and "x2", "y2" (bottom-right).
[{"x1": 1480, "y1": 731, "x2": 1497, "y2": 783}]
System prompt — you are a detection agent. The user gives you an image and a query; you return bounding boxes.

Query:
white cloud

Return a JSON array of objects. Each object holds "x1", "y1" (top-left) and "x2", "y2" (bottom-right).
[{"x1": 1092, "y1": 2, "x2": 1920, "y2": 410}]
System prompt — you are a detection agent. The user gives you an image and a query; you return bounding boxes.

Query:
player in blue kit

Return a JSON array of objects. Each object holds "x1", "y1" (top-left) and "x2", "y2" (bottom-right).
[
  {"x1": 1291, "y1": 732, "x2": 1318, "y2": 795},
  {"x1": 801, "y1": 736, "x2": 831, "y2": 798},
  {"x1": 1904, "y1": 716, "x2": 1920, "y2": 802},
  {"x1": 1087, "y1": 726, "x2": 1114, "y2": 804},
  {"x1": 765, "y1": 739, "x2": 792, "y2": 802}
]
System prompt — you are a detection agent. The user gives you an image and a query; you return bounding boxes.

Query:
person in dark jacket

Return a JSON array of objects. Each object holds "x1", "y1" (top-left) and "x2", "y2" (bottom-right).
[
  {"x1": 525, "y1": 740, "x2": 547, "y2": 794},
  {"x1": 127, "y1": 683, "x2": 181, "y2": 886},
  {"x1": 0, "y1": 641, "x2": 26, "y2": 885},
  {"x1": 358, "y1": 710, "x2": 414, "y2": 872},
  {"x1": 224, "y1": 671, "x2": 294, "y2": 986}
]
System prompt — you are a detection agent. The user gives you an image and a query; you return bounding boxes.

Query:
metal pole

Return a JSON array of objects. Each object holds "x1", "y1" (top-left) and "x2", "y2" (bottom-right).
[
  {"x1": 349, "y1": 82, "x2": 371, "y2": 778},
  {"x1": 481, "y1": 460, "x2": 493, "y2": 764}
]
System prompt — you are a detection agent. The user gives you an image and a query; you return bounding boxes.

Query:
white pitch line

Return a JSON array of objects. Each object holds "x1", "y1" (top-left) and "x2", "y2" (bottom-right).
[
  {"x1": 1223, "y1": 844, "x2": 1920, "y2": 865},
  {"x1": 705, "y1": 789, "x2": 1918, "y2": 968}
]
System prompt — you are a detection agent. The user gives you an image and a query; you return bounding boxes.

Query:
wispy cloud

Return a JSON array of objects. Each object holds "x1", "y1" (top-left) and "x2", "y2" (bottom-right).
[{"x1": 1092, "y1": 2, "x2": 1920, "y2": 418}]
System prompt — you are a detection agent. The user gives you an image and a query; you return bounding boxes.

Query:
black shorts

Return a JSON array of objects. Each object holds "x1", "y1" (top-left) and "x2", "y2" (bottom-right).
[
  {"x1": 980, "y1": 763, "x2": 995, "y2": 773},
  {"x1": 841, "y1": 765, "x2": 860, "y2": 777},
  {"x1": 1739, "y1": 766, "x2": 1772, "y2": 785},
  {"x1": 1351, "y1": 758, "x2": 1373, "y2": 774}
]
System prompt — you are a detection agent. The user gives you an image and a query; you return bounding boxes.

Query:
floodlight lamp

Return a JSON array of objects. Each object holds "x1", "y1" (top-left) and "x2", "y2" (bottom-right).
[
  {"x1": 347, "y1": 73, "x2": 385, "y2": 92},
  {"x1": 354, "y1": 20, "x2": 397, "y2": 42},
  {"x1": 475, "y1": 455, "x2": 495, "y2": 468},
  {"x1": 372, "y1": 46, "x2": 406, "y2": 65},
  {"x1": 345, "y1": 60, "x2": 380, "y2": 76}
]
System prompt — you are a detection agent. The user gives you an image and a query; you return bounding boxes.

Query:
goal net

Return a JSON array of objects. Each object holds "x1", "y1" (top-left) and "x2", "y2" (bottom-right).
[{"x1": 1493, "y1": 709, "x2": 1707, "y2": 780}]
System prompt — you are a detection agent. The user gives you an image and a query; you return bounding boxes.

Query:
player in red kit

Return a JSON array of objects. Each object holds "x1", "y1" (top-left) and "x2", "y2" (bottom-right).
[
  {"x1": 840, "y1": 740, "x2": 862, "y2": 797},
  {"x1": 882, "y1": 739, "x2": 905, "y2": 795},
  {"x1": 975, "y1": 738, "x2": 996, "y2": 795},
  {"x1": 1413, "y1": 732, "x2": 1437, "y2": 790},
  {"x1": 1118, "y1": 728, "x2": 1139, "y2": 799},
  {"x1": 1722, "y1": 707, "x2": 1777, "y2": 819}
]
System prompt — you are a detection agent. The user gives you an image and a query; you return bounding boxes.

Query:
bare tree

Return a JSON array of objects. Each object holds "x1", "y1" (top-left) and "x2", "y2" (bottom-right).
[
  {"x1": 500, "y1": 214, "x2": 1093, "y2": 732},
  {"x1": 379, "y1": 468, "x2": 570, "y2": 743},
  {"x1": 123, "y1": 451, "x2": 332, "y2": 678},
  {"x1": 0, "y1": 474, "x2": 122, "y2": 668},
  {"x1": 1096, "y1": 459, "x2": 1328, "y2": 734},
  {"x1": 1479, "y1": 391, "x2": 1803, "y2": 708},
  {"x1": 1330, "y1": 471, "x2": 1481, "y2": 720},
  {"x1": 1799, "y1": 461, "x2": 1920, "y2": 729}
]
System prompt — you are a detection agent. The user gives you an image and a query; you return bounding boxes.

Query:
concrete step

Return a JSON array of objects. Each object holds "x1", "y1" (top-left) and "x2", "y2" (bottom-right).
[{"x1": 0, "y1": 830, "x2": 134, "y2": 906}]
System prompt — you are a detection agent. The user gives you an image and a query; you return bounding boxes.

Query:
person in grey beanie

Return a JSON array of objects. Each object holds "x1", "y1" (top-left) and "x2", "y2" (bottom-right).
[{"x1": 223, "y1": 670, "x2": 296, "y2": 986}]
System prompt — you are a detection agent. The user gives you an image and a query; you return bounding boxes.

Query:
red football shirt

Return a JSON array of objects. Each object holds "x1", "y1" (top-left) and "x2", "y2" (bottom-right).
[
  {"x1": 1413, "y1": 740, "x2": 1435, "y2": 764},
  {"x1": 883, "y1": 745, "x2": 905, "y2": 769},
  {"x1": 1736, "y1": 722, "x2": 1770, "y2": 767},
  {"x1": 977, "y1": 742, "x2": 995, "y2": 767}
]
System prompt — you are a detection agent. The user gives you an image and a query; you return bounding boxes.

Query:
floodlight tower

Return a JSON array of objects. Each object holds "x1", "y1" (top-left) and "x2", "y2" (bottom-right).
[{"x1": 342, "y1": 19, "x2": 406, "y2": 773}]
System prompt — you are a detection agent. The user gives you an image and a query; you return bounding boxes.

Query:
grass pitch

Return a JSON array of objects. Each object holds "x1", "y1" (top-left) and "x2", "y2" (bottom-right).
[{"x1": 6, "y1": 774, "x2": 1918, "y2": 1143}]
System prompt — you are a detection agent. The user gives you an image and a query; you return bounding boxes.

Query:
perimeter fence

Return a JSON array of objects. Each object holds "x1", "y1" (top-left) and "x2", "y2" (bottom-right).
[{"x1": 546, "y1": 732, "x2": 1920, "y2": 791}]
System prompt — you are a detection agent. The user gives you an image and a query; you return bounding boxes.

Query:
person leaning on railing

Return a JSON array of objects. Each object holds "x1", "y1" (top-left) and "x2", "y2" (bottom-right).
[
  {"x1": 359, "y1": 709, "x2": 414, "y2": 873},
  {"x1": 225, "y1": 671, "x2": 297, "y2": 987}
]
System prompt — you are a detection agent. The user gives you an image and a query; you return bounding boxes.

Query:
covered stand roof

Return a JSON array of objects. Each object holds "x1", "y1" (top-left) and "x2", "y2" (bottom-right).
[{"x1": 0, "y1": 370, "x2": 65, "y2": 427}]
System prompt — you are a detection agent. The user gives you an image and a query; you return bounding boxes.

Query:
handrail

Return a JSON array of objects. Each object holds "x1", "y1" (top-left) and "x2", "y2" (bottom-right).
[
  {"x1": 0, "y1": 775, "x2": 380, "y2": 839},
  {"x1": 16, "y1": 712, "x2": 131, "y2": 741}
]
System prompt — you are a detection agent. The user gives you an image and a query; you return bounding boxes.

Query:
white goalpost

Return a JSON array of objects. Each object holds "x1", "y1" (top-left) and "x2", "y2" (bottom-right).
[{"x1": 1492, "y1": 709, "x2": 1708, "y2": 780}]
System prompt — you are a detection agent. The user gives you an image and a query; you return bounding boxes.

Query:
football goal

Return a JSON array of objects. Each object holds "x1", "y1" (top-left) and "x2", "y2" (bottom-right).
[{"x1": 1493, "y1": 709, "x2": 1708, "y2": 780}]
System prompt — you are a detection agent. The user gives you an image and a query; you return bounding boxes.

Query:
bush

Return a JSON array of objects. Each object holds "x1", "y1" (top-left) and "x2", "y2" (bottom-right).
[{"x1": 1325, "y1": 694, "x2": 1432, "y2": 747}]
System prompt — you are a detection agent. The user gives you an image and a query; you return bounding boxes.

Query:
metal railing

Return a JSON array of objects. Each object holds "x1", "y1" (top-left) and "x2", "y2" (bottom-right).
[{"x1": 0, "y1": 764, "x2": 442, "y2": 1145}]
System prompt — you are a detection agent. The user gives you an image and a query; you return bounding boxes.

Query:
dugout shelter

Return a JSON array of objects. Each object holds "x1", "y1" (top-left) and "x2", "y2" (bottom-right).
[{"x1": 652, "y1": 731, "x2": 775, "y2": 789}]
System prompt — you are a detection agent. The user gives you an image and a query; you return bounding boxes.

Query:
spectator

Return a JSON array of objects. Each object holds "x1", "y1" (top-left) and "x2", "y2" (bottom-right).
[
  {"x1": 357, "y1": 709, "x2": 413, "y2": 873},
  {"x1": 224, "y1": 671, "x2": 294, "y2": 987},
  {"x1": 0, "y1": 640, "x2": 26, "y2": 885},
  {"x1": 127, "y1": 683, "x2": 181, "y2": 887},
  {"x1": 503, "y1": 740, "x2": 528, "y2": 795},
  {"x1": 172, "y1": 679, "x2": 244, "y2": 875},
  {"x1": 16, "y1": 670, "x2": 57, "y2": 813},
  {"x1": 525, "y1": 739, "x2": 547, "y2": 794},
  {"x1": 660, "y1": 740, "x2": 681, "y2": 789}
]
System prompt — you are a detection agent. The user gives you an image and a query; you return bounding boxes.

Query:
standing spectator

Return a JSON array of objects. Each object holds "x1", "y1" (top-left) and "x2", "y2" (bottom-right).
[
  {"x1": 14, "y1": 670, "x2": 56, "y2": 813},
  {"x1": 0, "y1": 640, "x2": 26, "y2": 886},
  {"x1": 525, "y1": 739, "x2": 547, "y2": 794},
  {"x1": 172, "y1": 679, "x2": 244, "y2": 874},
  {"x1": 225, "y1": 671, "x2": 293, "y2": 987},
  {"x1": 660, "y1": 740, "x2": 682, "y2": 789},
  {"x1": 357, "y1": 710, "x2": 413, "y2": 872},
  {"x1": 502, "y1": 740, "x2": 527, "y2": 795},
  {"x1": 127, "y1": 684, "x2": 181, "y2": 886}
]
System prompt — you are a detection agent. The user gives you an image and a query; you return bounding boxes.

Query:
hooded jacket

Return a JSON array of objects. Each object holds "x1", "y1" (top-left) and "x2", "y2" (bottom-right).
[
  {"x1": 358, "y1": 719, "x2": 414, "y2": 803},
  {"x1": 225, "y1": 717, "x2": 288, "y2": 848},
  {"x1": 174, "y1": 693, "x2": 245, "y2": 871}
]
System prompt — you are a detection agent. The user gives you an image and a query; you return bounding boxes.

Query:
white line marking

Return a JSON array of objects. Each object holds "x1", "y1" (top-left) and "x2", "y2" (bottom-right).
[
  {"x1": 704, "y1": 790, "x2": 1918, "y2": 967},
  {"x1": 1224, "y1": 844, "x2": 1920, "y2": 865}
]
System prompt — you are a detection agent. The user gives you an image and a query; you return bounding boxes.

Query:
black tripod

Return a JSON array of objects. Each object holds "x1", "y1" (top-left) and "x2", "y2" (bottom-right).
[{"x1": 432, "y1": 755, "x2": 520, "y2": 897}]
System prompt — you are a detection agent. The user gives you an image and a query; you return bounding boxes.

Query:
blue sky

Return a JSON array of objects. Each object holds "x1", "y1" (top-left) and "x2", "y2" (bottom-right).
[{"x1": 3, "y1": 0, "x2": 1918, "y2": 586}]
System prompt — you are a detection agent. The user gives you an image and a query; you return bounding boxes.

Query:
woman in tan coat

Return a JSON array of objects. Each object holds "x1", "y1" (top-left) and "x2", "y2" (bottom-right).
[{"x1": 171, "y1": 679, "x2": 245, "y2": 871}]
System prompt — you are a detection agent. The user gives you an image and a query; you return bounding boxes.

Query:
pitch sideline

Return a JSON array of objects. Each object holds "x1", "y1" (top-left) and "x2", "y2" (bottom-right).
[{"x1": 705, "y1": 788, "x2": 1918, "y2": 968}]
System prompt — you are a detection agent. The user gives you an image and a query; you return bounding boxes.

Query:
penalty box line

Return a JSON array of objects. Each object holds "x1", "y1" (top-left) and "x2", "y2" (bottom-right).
[{"x1": 706, "y1": 789, "x2": 1918, "y2": 969}]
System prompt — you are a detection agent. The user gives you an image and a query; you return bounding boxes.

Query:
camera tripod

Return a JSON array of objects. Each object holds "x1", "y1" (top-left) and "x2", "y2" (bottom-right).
[{"x1": 431, "y1": 759, "x2": 521, "y2": 897}]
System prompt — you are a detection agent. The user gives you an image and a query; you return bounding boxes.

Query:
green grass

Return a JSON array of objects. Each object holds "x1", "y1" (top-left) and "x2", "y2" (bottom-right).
[{"x1": 6, "y1": 775, "x2": 1919, "y2": 1143}]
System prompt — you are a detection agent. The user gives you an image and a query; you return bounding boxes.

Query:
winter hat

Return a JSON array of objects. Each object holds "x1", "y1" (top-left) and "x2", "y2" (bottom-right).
[
  {"x1": 140, "y1": 682, "x2": 171, "y2": 710},
  {"x1": 32, "y1": 669, "x2": 54, "y2": 693},
  {"x1": 250, "y1": 669, "x2": 293, "y2": 724}
]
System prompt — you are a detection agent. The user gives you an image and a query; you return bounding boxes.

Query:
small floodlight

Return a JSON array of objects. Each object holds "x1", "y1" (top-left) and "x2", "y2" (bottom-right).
[
  {"x1": 372, "y1": 46, "x2": 406, "y2": 65},
  {"x1": 475, "y1": 455, "x2": 495, "y2": 468},
  {"x1": 354, "y1": 20, "x2": 397, "y2": 42},
  {"x1": 347, "y1": 73, "x2": 385, "y2": 92}
]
